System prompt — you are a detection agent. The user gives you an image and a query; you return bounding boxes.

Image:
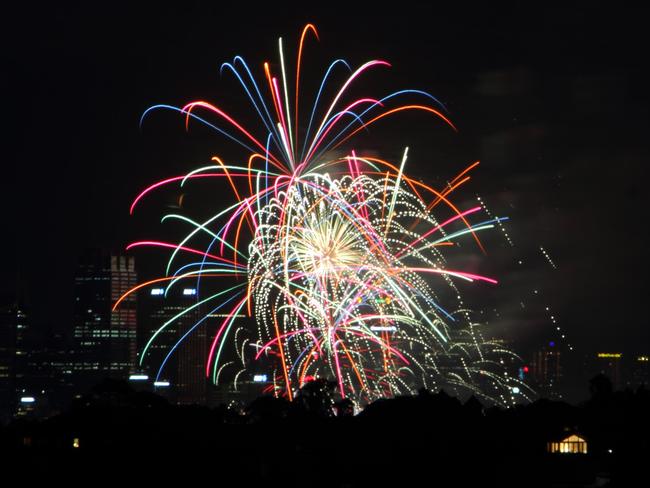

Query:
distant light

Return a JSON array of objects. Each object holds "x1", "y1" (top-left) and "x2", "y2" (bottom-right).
[
  {"x1": 150, "y1": 288, "x2": 164, "y2": 296},
  {"x1": 637, "y1": 356, "x2": 649, "y2": 362},
  {"x1": 549, "y1": 341, "x2": 555, "y2": 347},
  {"x1": 129, "y1": 375, "x2": 149, "y2": 381},
  {"x1": 370, "y1": 326, "x2": 397, "y2": 332},
  {"x1": 154, "y1": 381, "x2": 170, "y2": 387},
  {"x1": 20, "y1": 397, "x2": 35, "y2": 404},
  {"x1": 253, "y1": 374, "x2": 268, "y2": 382},
  {"x1": 523, "y1": 366, "x2": 529, "y2": 373},
  {"x1": 607, "y1": 449, "x2": 613, "y2": 454},
  {"x1": 512, "y1": 387, "x2": 520, "y2": 394},
  {"x1": 597, "y1": 353, "x2": 622, "y2": 359},
  {"x1": 183, "y1": 288, "x2": 197, "y2": 296},
  {"x1": 73, "y1": 438, "x2": 80, "y2": 449}
]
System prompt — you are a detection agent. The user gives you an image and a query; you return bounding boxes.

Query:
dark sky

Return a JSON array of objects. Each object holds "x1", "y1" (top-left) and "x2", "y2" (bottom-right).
[{"x1": 3, "y1": 2, "x2": 649, "y2": 395}]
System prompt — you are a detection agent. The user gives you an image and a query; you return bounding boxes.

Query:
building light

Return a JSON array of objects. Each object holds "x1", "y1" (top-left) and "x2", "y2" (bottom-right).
[
  {"x1": 183, "y1": 288, "x2": 197, "y2": 296},
  {"x1": 548, "y1": 435, "x2": 588, "y2": 454},
  {"x1": 20, "y1": 397, "x2": 36, "y2": 404},
  {"x1": 73, "y1": 438, "x2": 80, "y2": 449},
  {"x1": 128, "y1": 375, "x2": 149, "y2": 381},
  {"x1": 253, "y1": 374, "x2": 268, "y2": 382},
  {"x1": 597, "y1": 353, "x2": 622, "y2": 358},
  {"x1": 154, "y1": 381, "x2": 170, "y2": 387},
  {"x1": 637, "y1": 356, "x2": 649, "y2": 362},
  {"x1": 150, "y1": 288, "x2": 164, "y2": 296}
]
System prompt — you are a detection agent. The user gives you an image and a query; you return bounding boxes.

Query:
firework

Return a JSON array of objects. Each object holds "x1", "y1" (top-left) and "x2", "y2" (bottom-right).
[{"x1": 116, "y1": 25, "x2": 532, "y2": 406}]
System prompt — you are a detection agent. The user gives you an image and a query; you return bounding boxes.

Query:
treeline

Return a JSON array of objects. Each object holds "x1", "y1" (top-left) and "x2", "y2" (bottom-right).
[{"x1": 1, "y1": 375, "x2": 648, "y2": 487}]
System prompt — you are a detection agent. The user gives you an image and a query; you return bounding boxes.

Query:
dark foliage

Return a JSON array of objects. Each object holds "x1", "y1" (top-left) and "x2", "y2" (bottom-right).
[{"x1": 1, "y1": 377, "x2": 648, "y2": 487}]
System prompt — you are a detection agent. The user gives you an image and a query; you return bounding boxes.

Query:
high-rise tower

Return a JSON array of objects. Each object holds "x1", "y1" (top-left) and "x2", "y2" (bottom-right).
[{"x1": 71, "y1": 252, "x2": 137, "y2": 392}]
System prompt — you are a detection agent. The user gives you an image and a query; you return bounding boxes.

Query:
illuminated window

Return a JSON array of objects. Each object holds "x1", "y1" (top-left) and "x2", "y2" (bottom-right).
[{"x1": 548, "y1": 434, "x2": 587, "y2": 454}]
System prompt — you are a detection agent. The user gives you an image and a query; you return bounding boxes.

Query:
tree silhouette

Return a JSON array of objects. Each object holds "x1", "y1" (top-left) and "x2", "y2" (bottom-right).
[
  {"x1": 293, "y1": 378, "x2": 336, "y2": 417},
  {"x1": 334, "y1": 398, "x2": 354, "y2": 417},
  {"x1": 589, "y1": 373, "x2": 613, "y2": 399},
  {"x1": 246, "y1": 395, "x2": 290, "y2": 423}
]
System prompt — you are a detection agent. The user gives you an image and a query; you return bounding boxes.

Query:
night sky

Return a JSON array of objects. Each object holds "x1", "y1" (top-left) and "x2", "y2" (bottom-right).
[{"x1": 3, "y1": 3, "x2": 648, "y2": 397}]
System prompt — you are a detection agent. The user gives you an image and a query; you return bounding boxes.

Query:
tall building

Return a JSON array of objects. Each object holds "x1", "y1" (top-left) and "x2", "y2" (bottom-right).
[
  {"x1": 176, "y1": 309, "x2": 207, "y2": 406},
  {"x1": 71, "y1": 252, "x2": 137, "y2": 393},
  {"x1": 0, "y1": 303, "x2": 28, "y2": 422},
  {"x1": 24, "y1": 331, "x2": 77, "y2": 416},
  {"x1": 630, "y1": 355, "x2": 649, "y2": 388},
  {"x1": 2, "y1": 302, "x2": 78, "y2": 420},
  {"x1": 531, "y1": 345, "x2": 562, "y2": 398},
  {"x1": 594, "y1": 352, "x2": 623, "y2": 390},
  {"x1": 140, "y1": 285, "x2": 205, "y2": 405}
]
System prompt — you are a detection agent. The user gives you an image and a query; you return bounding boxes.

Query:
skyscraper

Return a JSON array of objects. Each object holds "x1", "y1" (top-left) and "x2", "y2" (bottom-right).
[
  {"x1": 630, "y1": 355, "x2": 649, "y2": 388},
  {"x1": 0, "y1": 302, "x2": 28, "y2": 422},
  {"x1": 594, "y1": 352, "x2": 623, "y2": 390},
  {"x1": 71, "y1": 252, "x2": 137, "y2": 393},
  {"x1": 140, "y1": 285, "x2": 206, "y2": 405},
  {"x1": 531, "y1": 345, "x2": 562, "y2": 399}
]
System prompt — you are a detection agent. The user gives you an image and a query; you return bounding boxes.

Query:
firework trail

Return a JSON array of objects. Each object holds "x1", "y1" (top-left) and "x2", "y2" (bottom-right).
[{"x1": 115, "y1": 25, "x2": 532, "y2": 406}]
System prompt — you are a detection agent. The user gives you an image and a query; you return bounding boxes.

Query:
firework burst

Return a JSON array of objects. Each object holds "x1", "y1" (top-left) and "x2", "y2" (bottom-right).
[{"x1": 115, "y1": 25, "x2": 532, "y2": 406}]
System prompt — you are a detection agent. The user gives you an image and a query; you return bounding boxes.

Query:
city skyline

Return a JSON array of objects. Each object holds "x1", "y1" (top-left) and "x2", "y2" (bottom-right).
[{"x1": 2, "y1": 253, "x2": 648, "y2": 420}]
